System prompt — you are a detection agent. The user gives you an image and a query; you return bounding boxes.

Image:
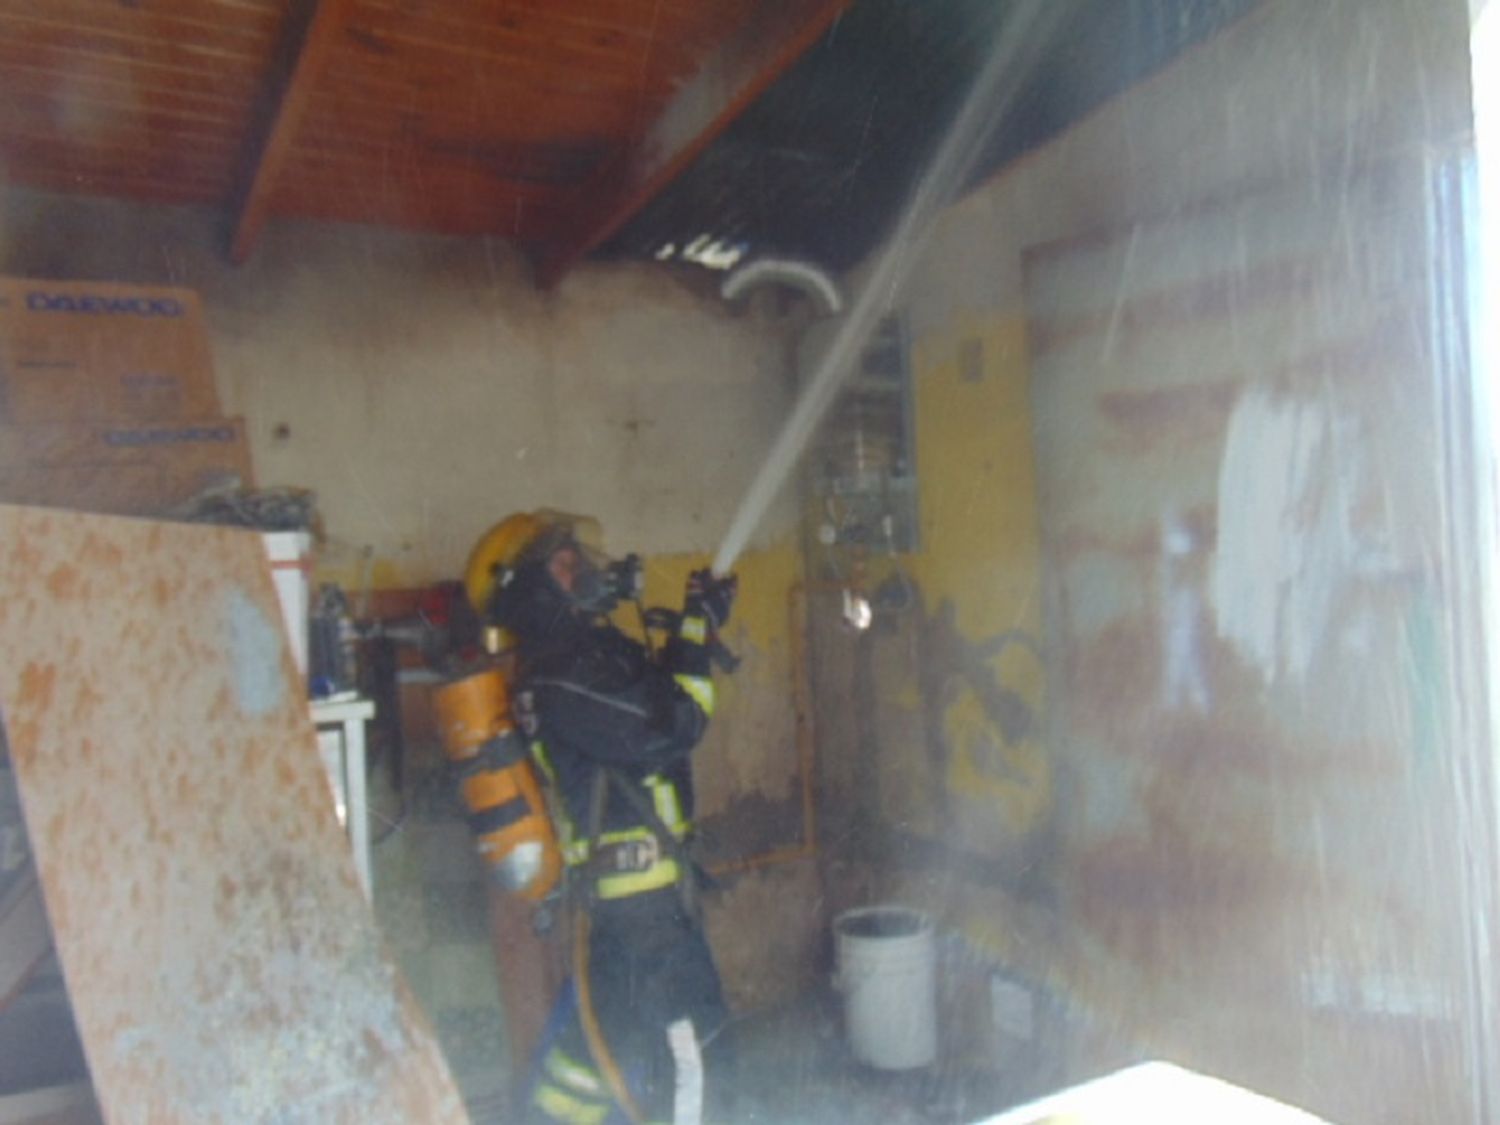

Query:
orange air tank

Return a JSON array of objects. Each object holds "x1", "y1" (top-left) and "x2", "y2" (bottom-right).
[{"x1": 433, "y1": 666, "x2": 561, "y2": 901}]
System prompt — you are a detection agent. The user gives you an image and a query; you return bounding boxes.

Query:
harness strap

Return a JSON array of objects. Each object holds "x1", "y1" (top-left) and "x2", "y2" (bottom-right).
[
  {"x1": 575, "y1": 765, "x2": 699, "y2": 914},
  {"x1": 603, "y1": 768, "x2": 699, "y2": 919}
]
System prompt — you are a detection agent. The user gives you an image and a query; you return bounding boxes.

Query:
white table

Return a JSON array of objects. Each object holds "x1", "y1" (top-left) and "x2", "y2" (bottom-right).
[{"x1": 310, "y1": 696, "x2": 375, "y2": 898}]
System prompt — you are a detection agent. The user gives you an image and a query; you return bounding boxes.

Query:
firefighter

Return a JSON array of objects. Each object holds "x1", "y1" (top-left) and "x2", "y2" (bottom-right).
[{"x1": 481, "y1": 513, "x2": 736, "y2": 1125}]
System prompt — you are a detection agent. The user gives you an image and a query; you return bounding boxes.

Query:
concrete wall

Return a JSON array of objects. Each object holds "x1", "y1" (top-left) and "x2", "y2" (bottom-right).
[
  {"x1": 814, "y1": 0, "x2": 1492, "y2": 1119},
  {"x1": 0, "y1": 189, "x2": 825, "y2": 1103},
  {"x1": 0, "y1": 187, "x2": 799, "y2": 581}
]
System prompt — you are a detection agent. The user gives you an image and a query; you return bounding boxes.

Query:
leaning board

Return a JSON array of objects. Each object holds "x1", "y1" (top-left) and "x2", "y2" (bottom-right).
[{"x1": 0, "y1": 505, "x2": 466, "y2": 1124}]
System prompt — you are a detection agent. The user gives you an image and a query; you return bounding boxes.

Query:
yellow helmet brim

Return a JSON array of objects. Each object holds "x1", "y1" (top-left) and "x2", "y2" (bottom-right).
[
  {"x1": 463, "y1": 512, "x2": 546, "y2": 615},
  {"x1": 463, "y1": 509, "x2": 607, "y2": 615}
]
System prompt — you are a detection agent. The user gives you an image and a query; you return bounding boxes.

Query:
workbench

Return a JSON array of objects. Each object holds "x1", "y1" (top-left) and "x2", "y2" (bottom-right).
[{"x1": 311, "y1": 695, "x2": 375, "y2": 899}]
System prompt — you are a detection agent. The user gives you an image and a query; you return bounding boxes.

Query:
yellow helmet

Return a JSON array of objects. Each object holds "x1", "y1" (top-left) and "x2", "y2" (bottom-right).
[
  {"x1": 463, "y1": 509, "x2": 606, "y2": 616},
  {"x1": 464, "y1": 512, "x2": 544, "y2": 616}
]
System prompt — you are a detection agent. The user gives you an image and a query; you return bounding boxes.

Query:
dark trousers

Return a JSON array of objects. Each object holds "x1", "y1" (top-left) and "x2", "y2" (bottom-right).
[{"x1": 526, "y1": 888, "x2": 729, "y2": 1123}]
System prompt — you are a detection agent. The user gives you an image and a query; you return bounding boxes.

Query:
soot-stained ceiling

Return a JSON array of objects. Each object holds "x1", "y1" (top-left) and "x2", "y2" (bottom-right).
[{"x1": 604, "y1": 0, "x2": 1263, "y2": 275}]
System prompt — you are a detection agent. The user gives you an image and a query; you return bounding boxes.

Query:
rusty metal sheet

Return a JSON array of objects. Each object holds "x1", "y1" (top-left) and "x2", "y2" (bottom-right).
[{"x1": 0, "y1": 504, "x2": 466, "y2": 1124}]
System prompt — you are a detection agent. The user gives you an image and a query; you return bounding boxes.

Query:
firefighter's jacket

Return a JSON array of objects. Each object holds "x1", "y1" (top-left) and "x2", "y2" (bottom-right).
[{"x1": 521, "y1": 620, "x2": 714, "y2": 900}]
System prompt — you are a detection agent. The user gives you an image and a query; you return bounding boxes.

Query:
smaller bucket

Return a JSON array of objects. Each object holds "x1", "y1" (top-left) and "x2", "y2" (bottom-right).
[{"x1": 834, "y1": 905, "x2": 937, "y2": 1069}]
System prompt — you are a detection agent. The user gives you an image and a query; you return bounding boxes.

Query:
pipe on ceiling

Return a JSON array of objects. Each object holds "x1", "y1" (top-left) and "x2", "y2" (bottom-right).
[{"x1": 720, "y1": 257, "x2": 844, "y2": 317}]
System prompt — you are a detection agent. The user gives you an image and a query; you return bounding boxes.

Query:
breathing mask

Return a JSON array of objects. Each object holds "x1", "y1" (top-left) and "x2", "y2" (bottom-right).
[
  {"x1": 512, "y1": 520, "x2": 641, "y2": 617},
  {"x1": 565, "y1": 544, "x2": 643, "y2": 614}
]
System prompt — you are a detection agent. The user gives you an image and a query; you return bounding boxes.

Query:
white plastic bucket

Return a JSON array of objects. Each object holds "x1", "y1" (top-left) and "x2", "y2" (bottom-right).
[{"x1": 834, "y1": 904, "x2": 937, "y2": 1069}]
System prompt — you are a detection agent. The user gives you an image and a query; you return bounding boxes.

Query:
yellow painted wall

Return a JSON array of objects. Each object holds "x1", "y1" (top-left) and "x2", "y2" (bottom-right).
[
  {"x1": 874, "y1": 312, "x2": 1052, "y2": 855},
  {"x1": 623, "y1": 539, "x2": 806, "y2": 820},
  {"x1": 907, "y1": 315, "x2": 1042, "y2": 640}
]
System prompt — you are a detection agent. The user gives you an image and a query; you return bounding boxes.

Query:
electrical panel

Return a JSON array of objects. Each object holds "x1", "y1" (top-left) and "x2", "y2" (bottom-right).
[{"x1": 810, "y1": 314, "x2": 919, "y2": 553}]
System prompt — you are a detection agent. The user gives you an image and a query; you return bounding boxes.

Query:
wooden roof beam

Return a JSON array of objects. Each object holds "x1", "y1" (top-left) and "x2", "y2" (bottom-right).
[
  {"x1": 535, "y1": 0, "x2": 851, "y2": 289},
  {"x1": 229, "y1": 0, "x2": 353, "y2": 264}
]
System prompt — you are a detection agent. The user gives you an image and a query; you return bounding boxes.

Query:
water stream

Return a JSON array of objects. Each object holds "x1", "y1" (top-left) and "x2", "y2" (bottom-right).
[{"x1": 712, "y1": 0, "x2": 1071, "y2": 575}]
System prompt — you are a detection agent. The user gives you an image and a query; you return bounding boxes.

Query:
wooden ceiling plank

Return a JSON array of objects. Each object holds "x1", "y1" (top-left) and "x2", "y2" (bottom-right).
[
  {"x1": 326, "y1": 26, "x2": 666, "y2": 101},
  {"x1": 502, "y1": 0, "x2": 746, "y2": 31},
  {"x1": 187, "y1": 0, "x2": 288, "y2": 19},
  {"x1": 0, "y1": 135, "x2": 241, "y2": 185},
  {"x1": 279, "y1": 151, "x2": 565, "y2": 199},
  {"x1": 298, "y1": 96, "x2": 652, "y2": 159},
  {"x1": 0, "y1": 143, "x2": 233, "y2": 200},
  {"x1": 281, "y1": 142, "x2": 574, "y2": 186},
  {"x1": 297, "y1": 94, "x2": 639, "y2": 146},
  {"x1": 347, "y1": 2, "x2": 702, "y2": 78},
  {"x1": 0, "y1": 84, "x2": 254, "y2": 139},
  {"x1": 0, "y1": 40, "x2": 264, "y2": 102},
  {"x1": 0, "y1": 58, "x2": 259, "y2": 120},
  {"x1": 33, "y1": 0, "x2": 279, "y2": 36},
  {"x1": 230, "y1": 0, "x2": 355, "y2": 263},
  {"x1": 198, "y1": 0, "x2": 287, "y2": 16},
  {"x1": 362, "y1": 0, "x2": 722, "y2": 45},
  {"x1": 537, "y1": 0, "x2": 851, "y2": 286},
  {"x1": 0, "y1": 36, "x2": 268, "y2": 105},
  {"x1": 17, "y1": 0, "x2": 281, "y2": 51},
  {"x1": 273, "y1": 186, "x2": 555, "y2": 229},
  {"x1": 291, "y1": 126, "x2": 626, "y2": 172},
  {"x1": 0, "y1": 0, "x2": 789, "y2": 245},
  {"x1": 316, "y1": 55, "x2": 671, "y2": 120},
  {"x1": 281, "y1": 158, "x2": 577, "y2": 233},
  {"x1": 0, "y1": 124, "x2": 239, "y2": 167},
  {"x1": 0, "y1": 153, "x2": 229, "y2": 193},
  {"x1": 0, "y1": 11, "x2": 275, "y2": 71}
]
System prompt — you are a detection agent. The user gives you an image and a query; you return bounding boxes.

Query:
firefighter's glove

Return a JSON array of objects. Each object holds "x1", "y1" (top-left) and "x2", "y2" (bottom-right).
[{"x1": 684, "y1": 568, "x2": 737, "y2": 634}]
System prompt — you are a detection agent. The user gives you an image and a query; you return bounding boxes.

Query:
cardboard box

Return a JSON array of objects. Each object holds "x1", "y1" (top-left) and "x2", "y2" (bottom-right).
[
  {"x1": 0, "y1": 417, "x2": 253, "y2": 517},
  {"x1": 0, "y1": 277, "x2": 221, "y2": 424}
]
